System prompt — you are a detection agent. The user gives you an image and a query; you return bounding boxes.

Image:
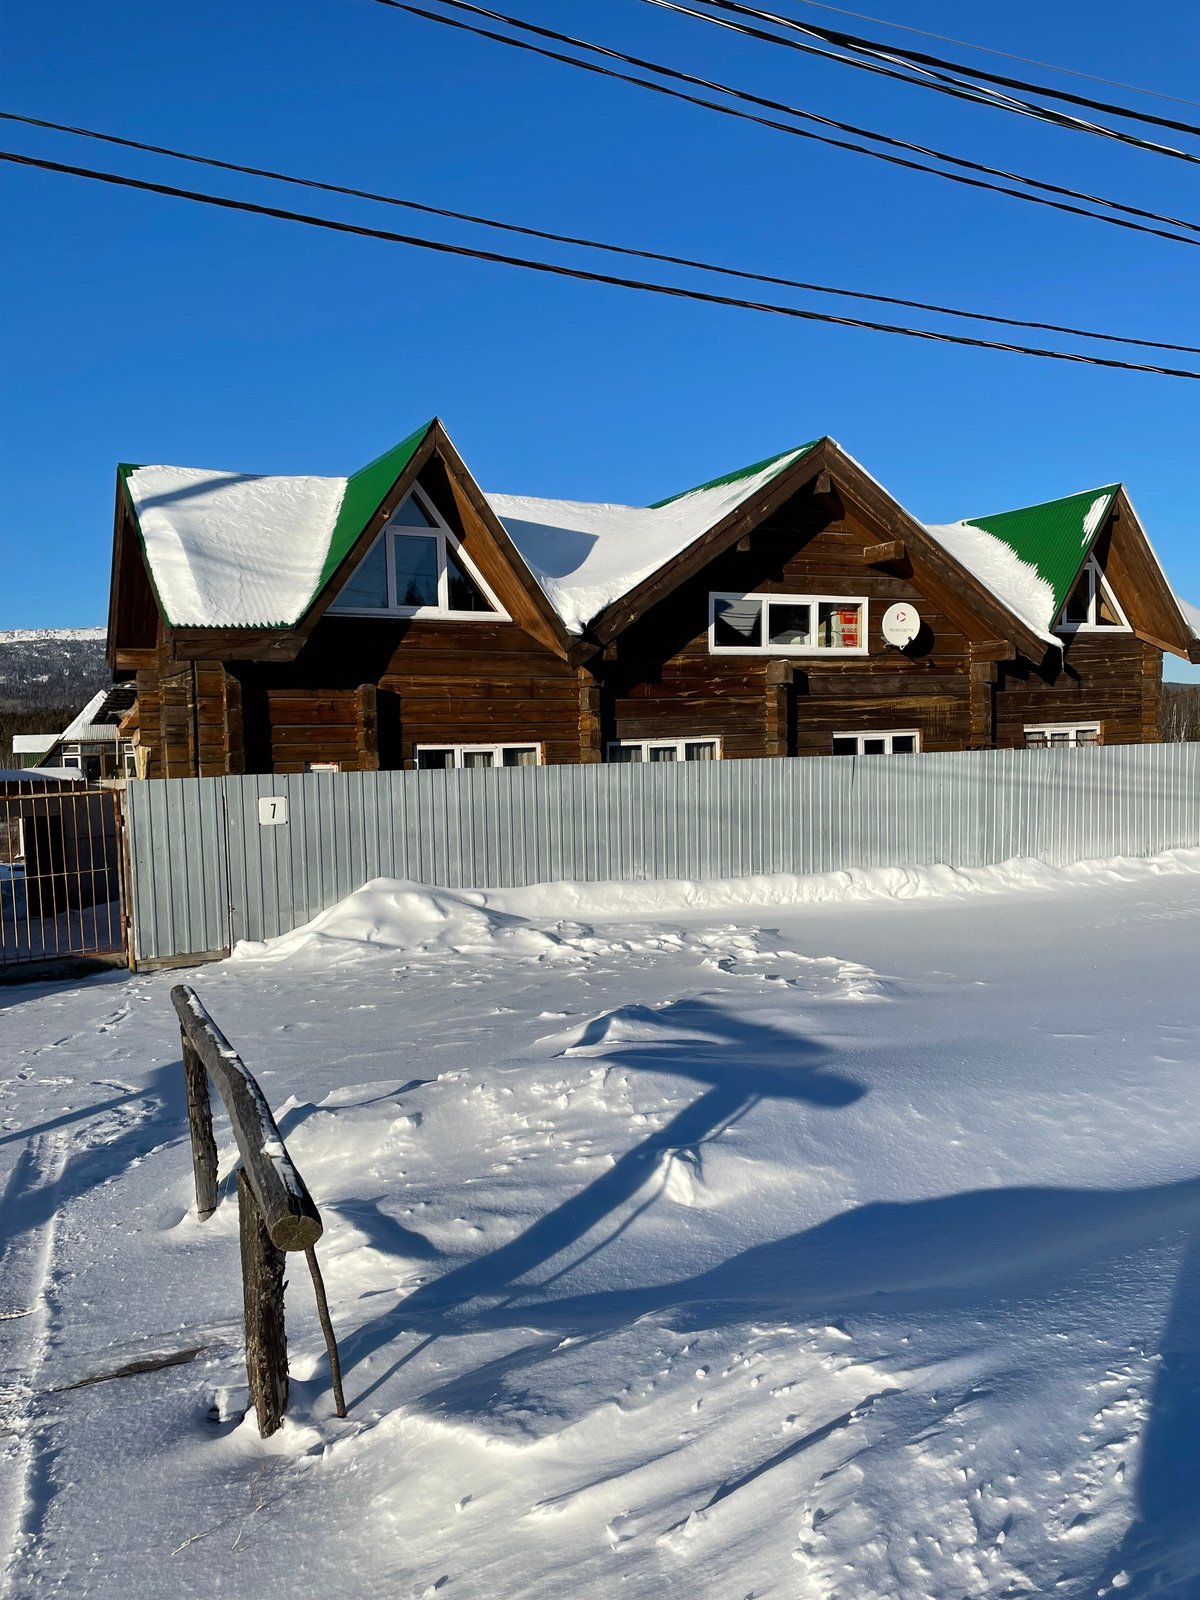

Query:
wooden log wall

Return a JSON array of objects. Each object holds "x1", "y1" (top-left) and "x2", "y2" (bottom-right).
[
  {"x1": 607, "y1": 500, "x2": 978, "y2": 759},
  {"x1": 994, "y1": 634, "x2": 1162, "y2": 746},
  {"x1": 119, "y1": 475, "x2": 1173, "y2": 776}
]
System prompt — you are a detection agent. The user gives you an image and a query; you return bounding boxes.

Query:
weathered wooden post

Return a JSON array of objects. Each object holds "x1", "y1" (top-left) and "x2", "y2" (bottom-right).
[
  {"x1": 171, "y1": 983, "x2": 346, "y2": 1436},
  {"x1": 182, "y1": 1035, "x2": 218, "y2": 1220},
  {"x1": 237, "y1": 1172, "x2": 289, "y2": 1434}
]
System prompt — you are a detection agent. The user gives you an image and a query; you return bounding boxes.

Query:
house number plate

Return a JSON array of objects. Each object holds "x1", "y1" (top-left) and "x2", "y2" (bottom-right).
[{"x1": 258, "y1": 796, "x2": 288, "y2": 826}]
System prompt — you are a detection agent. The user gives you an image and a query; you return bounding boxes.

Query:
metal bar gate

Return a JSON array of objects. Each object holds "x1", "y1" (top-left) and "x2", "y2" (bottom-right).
[{"x1": 0, "y1": 784, "x2": 127, "y2": 971}]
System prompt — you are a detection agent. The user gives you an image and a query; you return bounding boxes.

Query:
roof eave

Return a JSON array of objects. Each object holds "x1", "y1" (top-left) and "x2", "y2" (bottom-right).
[
  {"x1": 1109, "y1": 486, "x2": 1198, "y2": 661},
  {"x1": 823, "y1": 443, "x2": 1050, "y2": 664},
  {"x1": 587, "y1": 439, "x2": 832, "y2": 647}
]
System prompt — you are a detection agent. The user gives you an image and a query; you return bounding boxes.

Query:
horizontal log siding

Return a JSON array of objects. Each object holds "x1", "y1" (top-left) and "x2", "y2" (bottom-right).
[
  {"x1": 994, "y1": 633, "x2": 1162, "y2": 746},
  {"x1": 225, "y1": 616, "x2": 585, "y2": 774},
  {"x1": 375, "y1": 621, "x2": 583, "y2": 768},
  {"x1": 263, "y1": 687, "x2": 361, "y2": 775},
  {"x1": 609, "y1": 507, "x2": 976, "y2": 759}
]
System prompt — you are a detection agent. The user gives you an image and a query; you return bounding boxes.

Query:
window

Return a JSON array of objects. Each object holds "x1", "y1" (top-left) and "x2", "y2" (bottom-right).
[
  {"x1": 1024, "y1": 723, "x2": 1101, "y2": 748},
  {"x1": 1056, "y1": 557, "x2": 1128, "y2": 632},
  {"x1": 330, "y1": 486, "x2": 508, "y2": 620},
  {"x1": 831, "y1": 730, "x2": 920, "y2": 756},
  {"x1": 607, "y1": 738, "x2": 721, "y2": 763},
  {"x1": 710, "y1": 592, "x2": 867, "y2": 655},
  {"x1": 415, "y1": 743, "x2": 542, "y2": 770}
]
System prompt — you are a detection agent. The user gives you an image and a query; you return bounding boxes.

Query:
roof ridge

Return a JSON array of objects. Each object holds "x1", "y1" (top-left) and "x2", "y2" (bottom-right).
[
  {"x1": 963, "y1": 481, "x2": 1121, "y2": 527},
  {"x1": 648, "y1": 438, "x2": 823, "y2": 509}
]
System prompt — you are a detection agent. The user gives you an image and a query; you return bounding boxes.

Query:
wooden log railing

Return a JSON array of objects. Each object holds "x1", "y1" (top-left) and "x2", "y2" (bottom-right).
[{"x1": 171, "y1": 983, "x2": 346, "y2": 1435}]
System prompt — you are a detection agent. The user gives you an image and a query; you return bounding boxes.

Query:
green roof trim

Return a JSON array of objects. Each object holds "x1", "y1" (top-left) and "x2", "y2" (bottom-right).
[
  {"x1": 966, "y1": 484, "x2": 1121, "y2": 614},
  {"x1": 648, "y1": 439, "x2": 822, "y2": 509},
  {"x1": 316, "y1": 419, "x2": 435, "y2": 593}
]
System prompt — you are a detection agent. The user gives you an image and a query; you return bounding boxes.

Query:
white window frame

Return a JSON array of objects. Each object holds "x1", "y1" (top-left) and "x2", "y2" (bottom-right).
[
  {"x1": 606, "y1": 736, "x2": 723, "y2": 763},
  {"x1": 414, "y1": 742, "x2": 544, "y2": 770},
  {"x1": 709, "y1": 591, "x2": 869, "y2": 656},
  {"x1": 1023, "y1": 722, "x2": 1101, "y2": 748},
  {"x1": 330, "y1": 484, "x2": 510, "y2": 621},
  {"x1": 831, "y1": 730, "x2": 921, "y2": 756},
  {"x1": 1055, "y1": 556, "x2": 1130, "y2": 634}
]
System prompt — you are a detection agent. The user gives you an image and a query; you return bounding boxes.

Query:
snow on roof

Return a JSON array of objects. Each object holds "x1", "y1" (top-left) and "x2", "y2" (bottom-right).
[
  {"x1": 60, "y1": 691, "x2": 111, "y2": 741},
  {"x1": 118, "y1": 429, "x2": 1188, "y2": 652},
  {"x1": 924, "y1": 520, "x2": 1058, "y2": 643},
  {"x1": 486, "y1": 444, "x2": 818, "y2": 634},
  {"x1": 124, "y1": 465, "x2": 347, "y2": 628},
  {"x1": 1181, "y1": 596, "x2": 1200, "y2": 640},
  {"x1": 0, "y1": 767, "x2": 85, "y2": 785},
  {"x1": 11, "y1": 734, "x2": 56, "y2": 754}
]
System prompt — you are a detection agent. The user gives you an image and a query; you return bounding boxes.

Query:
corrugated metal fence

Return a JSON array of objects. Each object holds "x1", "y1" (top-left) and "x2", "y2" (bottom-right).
[{"x1": 123, "y1": 744, "x2": 1200, "y2": 964}]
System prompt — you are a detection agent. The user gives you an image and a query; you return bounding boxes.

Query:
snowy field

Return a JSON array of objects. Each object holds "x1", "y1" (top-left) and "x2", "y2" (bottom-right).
[{"x1": 3, "y1": 852, "x2": 1200, "y2": 1599}]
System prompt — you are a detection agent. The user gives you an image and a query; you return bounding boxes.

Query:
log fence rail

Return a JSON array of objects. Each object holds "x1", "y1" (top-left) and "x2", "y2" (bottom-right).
[{"x1": 171, "y1": 982, "x2": 345, "y2": 1435}]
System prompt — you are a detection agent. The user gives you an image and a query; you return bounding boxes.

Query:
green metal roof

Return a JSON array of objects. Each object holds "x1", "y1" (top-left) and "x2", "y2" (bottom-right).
[
  {"x1": 649, "y1": 439, "x2": 822, "y2": 509},
  {"x1": 965, "y1": 484, "x2": 1121, "y2": 614},
  {"x1": 118, "y1": 424, "x2": 436, "y2": 630},
  {"x1": 315, "y1": 419, "x2": 435, "y2": 593}
]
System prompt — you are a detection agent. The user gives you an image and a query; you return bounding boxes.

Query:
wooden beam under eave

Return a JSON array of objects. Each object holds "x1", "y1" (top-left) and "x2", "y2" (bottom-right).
[
  {"x1": 170, "y1": 628, "x2": 304, "y2": 664},
  {"x1": 860, "y1": 540, "x2": 906, "y2": 566},
  {"x1": 1189, "y1": 640, "x2": 1200, "y2": 664},
  {"x1": 1136, "y1": 627, "x2": 1196, "y2": 659},
  {"x1": 113, "y1": 647, "x2": 158, "y2": 673}
]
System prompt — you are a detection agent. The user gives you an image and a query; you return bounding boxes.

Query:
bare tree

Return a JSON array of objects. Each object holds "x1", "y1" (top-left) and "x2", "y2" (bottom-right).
[{"x1": 1161, "y1": 684, "x2": 1200, "y2": 742}]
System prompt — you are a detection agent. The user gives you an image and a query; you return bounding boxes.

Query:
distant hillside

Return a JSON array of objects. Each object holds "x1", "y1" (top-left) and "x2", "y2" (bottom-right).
[{"x1": 0, "y1": 627, "x2": 111, "y2": 764}]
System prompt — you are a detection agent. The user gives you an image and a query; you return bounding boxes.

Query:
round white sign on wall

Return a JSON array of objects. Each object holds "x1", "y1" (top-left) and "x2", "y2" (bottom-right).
[{"x1": 881, "y1": 602, "x2": 921, "y2": 647}]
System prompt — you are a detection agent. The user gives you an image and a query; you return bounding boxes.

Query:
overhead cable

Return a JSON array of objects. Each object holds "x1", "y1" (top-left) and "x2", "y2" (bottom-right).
[
  {"x1": 3, "y1": 148, "x2": 1199, "y2": 380},
  {"x1": 678, "y1": 0, "x2": 1200, "y2": 138},
  {"x1": 637, "y1": 0, "x2": 1200, "y2": 166},
  {"x1": 784, "y1": 0, "x2": 1200, "y2": 112},
  {"x1": 6, "y1": 109, "x2": 1200, "y2": 354},
  {"x1": 365, "y1": 0, "x2": 1200, "y2": 249}
]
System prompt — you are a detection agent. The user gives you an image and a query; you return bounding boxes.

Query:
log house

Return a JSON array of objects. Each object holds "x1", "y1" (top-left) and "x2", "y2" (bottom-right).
[{"x1": 106, "y1": 421, "x2": 1200, "y2": 777}]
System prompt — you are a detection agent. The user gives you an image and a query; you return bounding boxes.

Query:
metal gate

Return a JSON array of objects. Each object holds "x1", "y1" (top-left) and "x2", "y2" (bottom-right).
[{"x1": 0, "y1": 784, "x2": 127, "y2": 970}]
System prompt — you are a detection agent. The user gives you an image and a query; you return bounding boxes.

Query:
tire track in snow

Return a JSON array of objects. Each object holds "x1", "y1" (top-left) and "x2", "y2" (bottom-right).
[{"x1": 0, "y1": 1131, "x2": 68, "y2": 1593}]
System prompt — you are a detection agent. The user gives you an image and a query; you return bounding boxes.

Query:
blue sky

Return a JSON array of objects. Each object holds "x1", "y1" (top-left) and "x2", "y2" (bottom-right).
[{"x1": 2, "y1": 0, "x2": 1197, "y2": 678}]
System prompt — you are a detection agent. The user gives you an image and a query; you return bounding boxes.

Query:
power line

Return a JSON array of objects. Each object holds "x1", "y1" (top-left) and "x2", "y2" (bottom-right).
[
  {"x1": 3, "y1": 147, "x2": 1199, "y2": 380},
  {"x1": 6, "y1": 108, "x2": 1200, "y2": 355},
  {"x1": 366, "y1": 0, "x2": 1200, "y2": 249},
  {"x1": 680, "y1": 0, "x2": 1200, "y2": 138},
  {"x1": 785, "y1": 0, "x2": 1200, "y2": 113},
  {"x1": 638, "y1": 0, "x2": 1200, "y2": 166}
]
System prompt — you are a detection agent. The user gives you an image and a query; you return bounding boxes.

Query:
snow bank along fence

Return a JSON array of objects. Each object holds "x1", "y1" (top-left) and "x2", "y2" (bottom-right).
[
  {"x1": 172, "y1": 984, "x2": 346, "y2": 1436},
  {"x1": 127, "y1": 743, "x2": 1200, "y2": 964}
]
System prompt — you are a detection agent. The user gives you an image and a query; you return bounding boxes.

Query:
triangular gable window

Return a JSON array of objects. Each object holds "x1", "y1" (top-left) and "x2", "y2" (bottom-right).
[
  {"x1": 330, "y1": 486, "x2": 508, "y2": 620},
  {"x1": 1055, "y1": 555, "x2": 1128, "y2": 633}
]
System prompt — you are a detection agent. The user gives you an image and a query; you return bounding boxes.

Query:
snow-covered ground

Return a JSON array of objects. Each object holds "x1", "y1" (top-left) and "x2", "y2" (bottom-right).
[{"x1": 3, "y1": 852, "x2": 1200, "y2": 1599}]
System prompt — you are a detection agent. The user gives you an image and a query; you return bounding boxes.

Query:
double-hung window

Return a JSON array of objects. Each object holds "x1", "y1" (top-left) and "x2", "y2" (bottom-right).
[
  {"x1": 1055, "y1": 557, "x2": 1128, "y2": 633},
  {"x1": 607, "y1": 737, "x2": 721, "y2": 763},
  {"x1": 1024, "y1": 723, "x2": 1100, "y2": 748},
  {"x1": 709, "y1": 592, "x2": 867, "y2": 655},
  {"x1": 831, "y1": 730, "x2": 920, "y2": 756},
  {"x1": 331, "y1": 486, "x2": 507, "y2": 619},
  {"x1": 415, "y1": 743, "x2": 542, "y2": 770}
]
